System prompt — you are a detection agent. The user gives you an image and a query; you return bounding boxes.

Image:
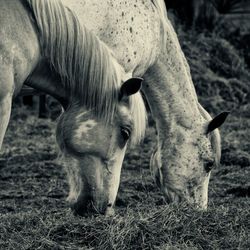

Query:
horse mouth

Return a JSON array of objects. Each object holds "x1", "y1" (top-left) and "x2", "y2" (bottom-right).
[
  {"x1": 162, "y1": 185, "x2": 208, "y2": 210},
  {"x1": 104, "y1": 204, "x2": 115, "y2": 216},
  {"x1": 162, "y1": 186, "x2": 183, "y2": 203},
  {"x1": 71, "y1": 198, "x2": 114, "y2": 216}
]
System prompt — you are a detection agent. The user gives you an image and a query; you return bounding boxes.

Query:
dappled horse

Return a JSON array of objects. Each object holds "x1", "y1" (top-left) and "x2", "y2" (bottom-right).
[
  {"x1": 62, "y1": 0, "x2": 229, "y2": 209},
  {"x1": 0, "y1": 0, "x2": 147, "y2": 215}
]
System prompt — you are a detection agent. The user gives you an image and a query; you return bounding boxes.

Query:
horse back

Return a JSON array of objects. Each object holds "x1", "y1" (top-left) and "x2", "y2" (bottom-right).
[
  {"x1": 62, "y1": 0, "x2": 161, "y2": 76},
  {"x1": 0, "y1": 0, "x2": 40, "y2": 97}
]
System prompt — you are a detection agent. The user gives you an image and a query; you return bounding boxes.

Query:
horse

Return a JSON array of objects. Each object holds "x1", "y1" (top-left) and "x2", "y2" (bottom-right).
[
  {"x1": 0, "y1": 0, "x2": 147, "y2": 216},
  {"x1": 60, "y1": 0, "x2": 229, "y2": 209}
]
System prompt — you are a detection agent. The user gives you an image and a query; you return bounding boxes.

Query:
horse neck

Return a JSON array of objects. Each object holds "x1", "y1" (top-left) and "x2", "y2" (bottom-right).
[
  {"x1": 144, "y1": 36, "x2": 205, "y2": 137},
  {"x1": 141, "y1": 0, "x2": 206, "y2": 135},
  {"x1": 26, "y1": 60, "x2": 68, "y2": 107},
  {"x1": 147, "y1": 70, "x2": 204, "y2": 134}
]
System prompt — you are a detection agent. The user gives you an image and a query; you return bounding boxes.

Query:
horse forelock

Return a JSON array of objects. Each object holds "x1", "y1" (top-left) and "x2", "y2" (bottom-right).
[{"x1": 129, "y1": 92, "x2": 147, "y2": 146}]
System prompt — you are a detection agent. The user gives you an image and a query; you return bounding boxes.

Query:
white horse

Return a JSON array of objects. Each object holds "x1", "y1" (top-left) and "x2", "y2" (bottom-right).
[
  {"x1": 60, "y1": 0, "x2": 229, "y2": 209},
  {"x1": 0, "y1": 0, "x2": 146, "y2": 215}
]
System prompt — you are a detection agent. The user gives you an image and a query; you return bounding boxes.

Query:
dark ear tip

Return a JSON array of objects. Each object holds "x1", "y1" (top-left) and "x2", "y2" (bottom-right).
[
  {"x1": 136, "y1": 77, "x2": 144, "y2": 82},
  {"x1": 134, "y1": 77, "x2": 143, "y2": 86},
  {"x1": 119, "y1": 77, "x2": 144, "y2": 100},
  {"x1": 219, "y1": 111, "x2": 230, "y2": 120},
  {"x1": 132, "y1": 77, "x2": 144, "y2": 89},
  {"x1": 217, "y1": 111, "x2": 230, "y2": 117},
  {"x1": 221, "y1": 111, "x2": 230, "y2": 116},
  {"x1": 207, "y1": 111, "x2": 230, "y2": 134}
]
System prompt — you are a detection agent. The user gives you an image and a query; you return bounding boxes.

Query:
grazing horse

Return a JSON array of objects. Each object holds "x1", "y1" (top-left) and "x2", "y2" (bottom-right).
[
  {"x1": 61, "y1": 0, "x2": 229, "y2": 209},
  {"x1": 0, "y1": 0, "x2": 147, "y2": 215}
]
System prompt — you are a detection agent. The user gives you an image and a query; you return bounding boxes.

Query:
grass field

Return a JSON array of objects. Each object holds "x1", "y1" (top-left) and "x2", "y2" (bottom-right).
[{"x1": 0, "y1": 28, "x2": 249, "y2": 249}]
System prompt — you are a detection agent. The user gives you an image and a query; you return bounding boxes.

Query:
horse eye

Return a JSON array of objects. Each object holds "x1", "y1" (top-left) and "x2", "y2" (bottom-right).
[
  {"x1": 121, "y1": 127, "x2": 131, "y2": 141},
  {"x1": 204, "y1": 160, "x2": 214, "y2": 173}
]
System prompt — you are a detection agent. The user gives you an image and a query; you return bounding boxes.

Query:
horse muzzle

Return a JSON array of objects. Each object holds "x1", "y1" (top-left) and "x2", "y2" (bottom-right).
[
  {"x1": 70, "y1": 194, "x2": 114, "y2": 216},
  {"x1": 162, "y1": 186, "x2": 208, "y2": 210},
  {"x1": 162, "y1": 187, "x2": 183, "y2": 203}
]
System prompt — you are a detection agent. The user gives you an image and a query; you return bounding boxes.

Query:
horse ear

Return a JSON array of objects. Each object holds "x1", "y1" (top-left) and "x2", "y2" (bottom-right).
[
  {"x1": 207, "y1": 112, "x2": 230, "y2": 134},
  {"x1": 119, "y1": 77, "x2": 143, "y2": 100}
]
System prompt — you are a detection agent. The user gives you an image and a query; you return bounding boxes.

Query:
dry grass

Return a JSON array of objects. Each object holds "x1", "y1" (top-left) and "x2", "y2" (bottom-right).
[{"x1": 0, "y1": 202, "x2": 249, "y2": 249}]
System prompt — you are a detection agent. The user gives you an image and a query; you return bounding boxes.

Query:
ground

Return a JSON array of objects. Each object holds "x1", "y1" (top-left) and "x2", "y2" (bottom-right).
[{"x1": 0, "y1": 27, "x2": 249, "y2": 249}]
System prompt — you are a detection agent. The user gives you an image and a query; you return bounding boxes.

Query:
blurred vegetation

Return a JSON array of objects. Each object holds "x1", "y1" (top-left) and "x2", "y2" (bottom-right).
[
  {"x1": 179, "y1": 30, "x2": 250, "y2": 115},
  {"x1": 167, "y1": 0, "x2": 250, "y2": 116},
  {"x1": 166, "y1": 0, "x2": 250, "y2": 30}
]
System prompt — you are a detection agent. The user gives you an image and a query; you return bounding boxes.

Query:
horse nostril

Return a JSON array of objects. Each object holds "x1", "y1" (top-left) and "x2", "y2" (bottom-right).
[
  {"x1": 163, "y1": 188, "x2": 183, "y2": 204},
  {"x1": 70, "y1": 196, "x2": 114, "y2": 216},
  {"x1": 70, "y1": 195, "x2": 94, "y2": 216}
]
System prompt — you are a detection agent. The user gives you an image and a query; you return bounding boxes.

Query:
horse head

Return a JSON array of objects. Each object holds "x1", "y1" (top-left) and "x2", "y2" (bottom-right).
[
  {"x1": 150, "y1": 110, "x2": 229, "y2": 209},
  {"x1": 56, "y1": 78, "x2": 146, "y2": 216}
]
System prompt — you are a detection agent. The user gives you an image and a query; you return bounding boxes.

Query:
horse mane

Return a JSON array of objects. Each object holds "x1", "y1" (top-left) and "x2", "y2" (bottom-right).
[
  {"x1": 26, "y1": 0, "x2": 121, "y2": 122},
  {"x1": 25, "y1": 0, "x2": 146, "y2": 144}
]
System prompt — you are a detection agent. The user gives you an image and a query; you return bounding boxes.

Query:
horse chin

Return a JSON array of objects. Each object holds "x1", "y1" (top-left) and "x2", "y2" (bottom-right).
[
  {"x1": 104, "y1": 205, "x2": 115, "y2": 216},
  {"x1": 70, "y1": 197, "x2": 115, "y2": 216},
  {"x1": 162, "y1": 186, "x2": 183, "y2": 204},
  {"x1": 162, "y1": 185, "x2": 208, "y2": 210}
]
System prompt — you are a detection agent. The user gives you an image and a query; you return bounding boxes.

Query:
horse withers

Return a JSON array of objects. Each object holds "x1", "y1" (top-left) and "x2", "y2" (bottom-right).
[{"x1": 0, "y1": 0, "x2": 146, "y2": 215}]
